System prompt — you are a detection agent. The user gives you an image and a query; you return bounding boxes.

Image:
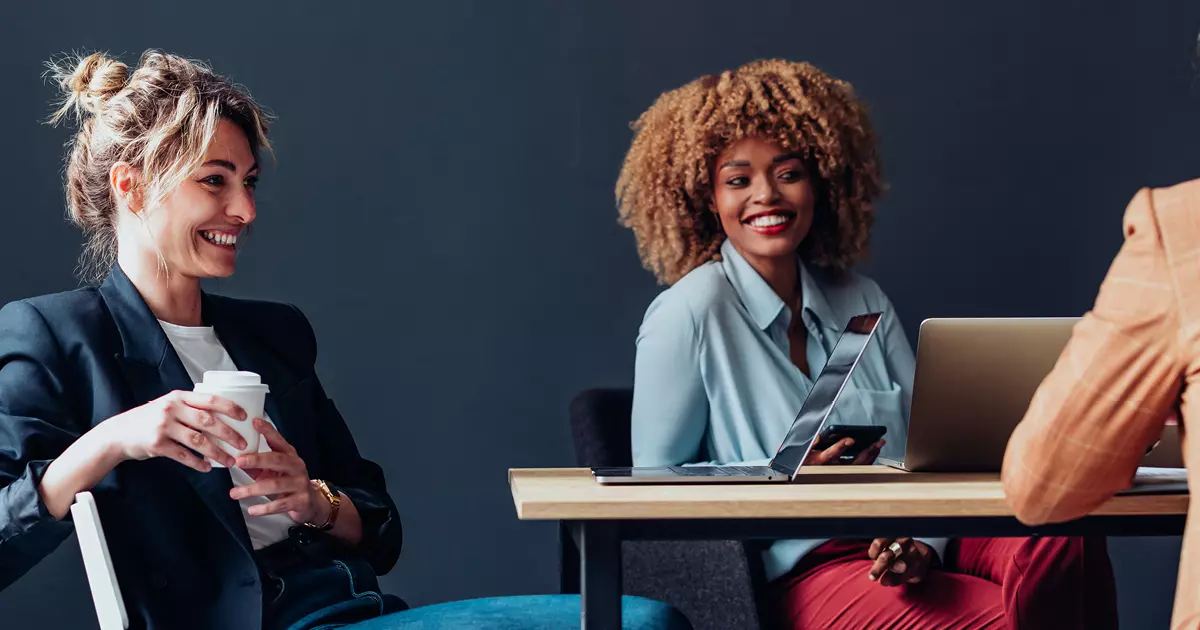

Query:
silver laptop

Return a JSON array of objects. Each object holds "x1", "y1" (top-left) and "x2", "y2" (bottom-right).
[
  {"x1": 876, "y1": 317, "x2": 1089, "y2": 472},
  {"x1": 592, "y1": 312, "x2": 883, "y2": 484},
  {"x1": 881, "y1": 316, "x2": 1185, "y2": 473}
]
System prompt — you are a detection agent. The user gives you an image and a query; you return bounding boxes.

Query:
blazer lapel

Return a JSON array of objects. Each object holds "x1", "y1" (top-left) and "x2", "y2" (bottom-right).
[
  {"x1": 202, "y1": 295, "x2": 299, "y2": 447},
  {"x1": 98, "y1": 265, "x2": 254, "y2": 558}
]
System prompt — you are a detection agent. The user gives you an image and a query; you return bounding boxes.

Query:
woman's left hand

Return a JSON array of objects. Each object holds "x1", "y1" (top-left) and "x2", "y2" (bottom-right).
[
  {"x1": 229, "y1": 418, "x2": 329, "y2": 526},
  {"x1": 867, "y1": 537, "x2": 934, "y2": 586}
]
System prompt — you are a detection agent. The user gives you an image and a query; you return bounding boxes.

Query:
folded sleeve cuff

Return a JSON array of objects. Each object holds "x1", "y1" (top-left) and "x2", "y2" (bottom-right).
[
  {"x1": 915, "y1": 537, "x2": 948, "y2": 566},
  {"x1": 2, "y1": 460, "x2": 69, "y2": 538},
  {"x1": 337, "y1": 485, "x2": 402, "y2": 575},
  {"x1": 0, "y1": 460, "x2": 74, "y2": 590}
]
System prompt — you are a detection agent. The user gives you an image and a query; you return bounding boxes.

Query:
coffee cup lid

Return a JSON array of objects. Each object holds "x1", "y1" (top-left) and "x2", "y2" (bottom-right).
[{"x1": 200, "y1": 370, "x2": 269, "y2": 391}]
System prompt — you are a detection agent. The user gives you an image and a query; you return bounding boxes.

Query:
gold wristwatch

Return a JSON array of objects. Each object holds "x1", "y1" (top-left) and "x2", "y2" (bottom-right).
[{"x1": 305, "y1": 479, "x2": 340, "y2": 531}]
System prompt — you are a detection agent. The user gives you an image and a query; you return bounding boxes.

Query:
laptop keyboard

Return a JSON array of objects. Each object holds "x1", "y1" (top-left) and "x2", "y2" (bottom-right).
[{"x1": 667, "y1": 466, "x2": 774, "y2": 476}]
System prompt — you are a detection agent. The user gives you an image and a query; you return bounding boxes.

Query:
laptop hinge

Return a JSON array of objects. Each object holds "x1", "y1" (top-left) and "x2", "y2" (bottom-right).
[{"x1": 769, "y1": 461, "x2": 796, "y2": 477}]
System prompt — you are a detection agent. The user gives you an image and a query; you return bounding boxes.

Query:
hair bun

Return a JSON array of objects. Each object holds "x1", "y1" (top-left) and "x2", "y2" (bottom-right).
[{"x1": 47, "y1": 52, "x2": 128, "y2": 123}]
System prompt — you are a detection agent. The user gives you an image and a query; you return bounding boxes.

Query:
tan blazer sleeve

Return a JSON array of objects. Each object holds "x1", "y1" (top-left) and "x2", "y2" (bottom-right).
[{"x1": 1001, "y1": 188, "x2": 1185, "y2": 525}]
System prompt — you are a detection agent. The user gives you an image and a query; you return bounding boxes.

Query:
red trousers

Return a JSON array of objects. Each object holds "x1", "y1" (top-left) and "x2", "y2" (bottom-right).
[{"x1": 768, "y1": 537, "x2": 1117, "y2": 630}]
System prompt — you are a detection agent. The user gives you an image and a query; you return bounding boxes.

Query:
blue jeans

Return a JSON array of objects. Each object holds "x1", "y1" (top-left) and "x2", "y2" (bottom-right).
[{"x1": 262, "y1": 555, "x2": 692, "y2": 630}]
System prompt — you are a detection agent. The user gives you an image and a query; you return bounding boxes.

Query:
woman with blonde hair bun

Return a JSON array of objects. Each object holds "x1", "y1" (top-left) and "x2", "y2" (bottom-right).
[{"x1": 0, "y1": 49, "x2": 691, "y2": 630}]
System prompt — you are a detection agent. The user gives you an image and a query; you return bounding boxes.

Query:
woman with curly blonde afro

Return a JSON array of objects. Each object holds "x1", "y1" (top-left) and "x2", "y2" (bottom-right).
[{"x1": 618, "y1": 59, "x2": 1116, "y2": 630}]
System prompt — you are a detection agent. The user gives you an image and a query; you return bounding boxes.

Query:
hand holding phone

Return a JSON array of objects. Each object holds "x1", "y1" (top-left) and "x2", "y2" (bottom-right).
[{"x1": 815, "y1": 425, "x2": 887, "y2": 464}]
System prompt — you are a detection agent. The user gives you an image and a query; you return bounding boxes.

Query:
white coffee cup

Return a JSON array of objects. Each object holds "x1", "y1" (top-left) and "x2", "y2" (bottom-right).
[{"x1": 193, "y1": 370, "x2": 270, "y2": 468}]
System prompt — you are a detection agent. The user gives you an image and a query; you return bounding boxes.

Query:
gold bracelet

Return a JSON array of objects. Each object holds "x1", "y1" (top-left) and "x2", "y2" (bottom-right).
[{"x1": 305, "y1": 479, "x2": 341, "y2": 531}]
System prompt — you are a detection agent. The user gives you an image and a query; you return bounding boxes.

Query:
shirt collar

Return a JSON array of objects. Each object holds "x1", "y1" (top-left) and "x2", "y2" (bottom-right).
[
  {"x1": 798, "y1": 259, "x2": 842, "y2": 332},
  {"x1": 720, "y1": 240, "x2": 786, "y2": 330},
  {"x1": 720, "y1": 239, "x2": 842, "y2": 332}
]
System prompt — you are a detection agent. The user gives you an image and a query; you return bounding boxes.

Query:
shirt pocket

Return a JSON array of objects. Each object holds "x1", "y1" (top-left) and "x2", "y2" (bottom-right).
[{"x1": 853, "y1": 384, "x2": 909, "y2": 461}]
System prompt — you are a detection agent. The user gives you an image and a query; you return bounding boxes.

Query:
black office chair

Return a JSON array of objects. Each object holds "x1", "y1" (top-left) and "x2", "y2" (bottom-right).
[{"x1": 567, "y1": 388, "x2": 777, "y2": 630}]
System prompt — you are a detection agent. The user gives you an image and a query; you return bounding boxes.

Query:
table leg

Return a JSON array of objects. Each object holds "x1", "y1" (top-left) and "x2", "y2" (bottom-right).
[
  {"x1": 574, "y1": 520, "x2": 622, "y2": 630},
  {"x1": 560, "y1": 521, "x2": 580, "y2": 594}
]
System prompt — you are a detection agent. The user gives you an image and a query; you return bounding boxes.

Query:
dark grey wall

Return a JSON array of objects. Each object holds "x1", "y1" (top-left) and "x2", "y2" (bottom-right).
[{"x1": 1, "y1": 1, "x2": 1197, "y2": 628}]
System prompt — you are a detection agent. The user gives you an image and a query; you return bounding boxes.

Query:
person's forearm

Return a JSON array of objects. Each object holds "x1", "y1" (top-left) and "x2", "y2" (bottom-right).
[
  {"x1": 37, "y1": 424, "x2": 123, "y2": 520},
  {"x1": 1003, "y1": 189, "x2": 1182, "y2": 524}
]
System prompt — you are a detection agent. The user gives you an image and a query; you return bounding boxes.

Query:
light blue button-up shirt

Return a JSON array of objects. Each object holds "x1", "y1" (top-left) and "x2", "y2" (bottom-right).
[{"x1": 631, "y1": 239, "x2": 946, "y2": 581}]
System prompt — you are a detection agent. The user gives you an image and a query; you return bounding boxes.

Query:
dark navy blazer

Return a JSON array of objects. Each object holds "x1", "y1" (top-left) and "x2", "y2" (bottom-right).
[{"x1": 0, "y1": 265, "x2": 402, "y2": 629}]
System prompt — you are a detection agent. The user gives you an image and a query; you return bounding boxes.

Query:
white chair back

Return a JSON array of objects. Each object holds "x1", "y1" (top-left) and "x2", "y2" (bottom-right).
[{"x1": 71, "y1": 491, "x2": 128, "y2": 630}]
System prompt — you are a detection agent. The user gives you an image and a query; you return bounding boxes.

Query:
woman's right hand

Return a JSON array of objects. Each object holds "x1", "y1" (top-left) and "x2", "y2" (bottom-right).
[
  {"x1": 803, "y1": 436, "x2": 886, "y2": 466},
  {"x1": 100, "y1": 391, "x2": 249, "y2": 471}
]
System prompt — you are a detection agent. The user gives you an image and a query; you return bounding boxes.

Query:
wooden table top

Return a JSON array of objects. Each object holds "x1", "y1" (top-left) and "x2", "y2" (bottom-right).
[{"x1": 508, "y1": 467, "x2": 1190, "y2": 521}]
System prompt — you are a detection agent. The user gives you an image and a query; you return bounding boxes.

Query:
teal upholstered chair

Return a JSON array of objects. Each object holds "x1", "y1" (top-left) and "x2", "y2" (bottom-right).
[
  {"x1": 356, "y1": 595, "x2": 691, "y2": 629},
  {"x1": 73, "y1": 491, "x2": 692, "y2": 630}
]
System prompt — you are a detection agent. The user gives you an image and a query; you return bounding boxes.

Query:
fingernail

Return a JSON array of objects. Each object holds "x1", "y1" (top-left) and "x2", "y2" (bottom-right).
[
  {"x1": 893, "y1": 561, "x2": 907, "y2": 573},
  {"x1": 844, "y1": 439, "x2": 854, "y2": 446},
  {"x1": 869, "y1": 574, "x2": 877, "y2": 581}
]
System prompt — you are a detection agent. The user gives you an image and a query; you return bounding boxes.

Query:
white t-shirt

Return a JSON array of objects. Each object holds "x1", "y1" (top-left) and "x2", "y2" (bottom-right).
[{"x1": 158, "y1": 320, "x2": 296, "y2": 550}]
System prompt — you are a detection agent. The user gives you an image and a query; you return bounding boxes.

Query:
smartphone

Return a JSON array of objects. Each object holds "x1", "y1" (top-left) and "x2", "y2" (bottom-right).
[{"x1": 816, "y1": 425, "x2": 887, "y2": 462}]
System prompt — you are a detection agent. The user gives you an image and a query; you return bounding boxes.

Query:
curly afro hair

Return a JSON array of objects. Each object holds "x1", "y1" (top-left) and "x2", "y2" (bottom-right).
[{"x1": 616, "y1": 59, "x2": 885, "y2": 285}]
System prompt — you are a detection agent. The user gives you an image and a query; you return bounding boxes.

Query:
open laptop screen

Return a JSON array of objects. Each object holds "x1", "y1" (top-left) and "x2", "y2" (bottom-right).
[{"x1": 769, "y1": 312, "x2": 882, "y2": 476}]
